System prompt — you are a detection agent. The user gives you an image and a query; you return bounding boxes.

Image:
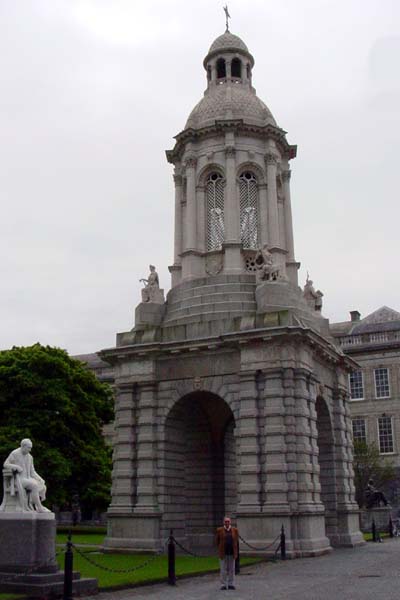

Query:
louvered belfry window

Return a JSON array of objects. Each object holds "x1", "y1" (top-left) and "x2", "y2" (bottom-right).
[
  {"x1": 239, "y1": 171, "x2": 259, "y2": 249},
  {"x1": 206, "y1": 172, "x2": 225, "y2": 251}
]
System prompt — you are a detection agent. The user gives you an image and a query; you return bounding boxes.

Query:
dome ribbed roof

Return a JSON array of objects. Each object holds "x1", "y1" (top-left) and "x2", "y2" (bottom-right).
[
  {"x1": 208, "y1": 31, "x2": 249, "y2": 54},
  {"x1": 185, "y1": 84, "x2": 276, "y2": 130}
]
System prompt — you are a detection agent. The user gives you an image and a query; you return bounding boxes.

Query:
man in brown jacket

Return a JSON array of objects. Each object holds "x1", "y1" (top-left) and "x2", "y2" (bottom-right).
[{"x1": 216, "y1": 516, "x2": 239, "y2": 590}]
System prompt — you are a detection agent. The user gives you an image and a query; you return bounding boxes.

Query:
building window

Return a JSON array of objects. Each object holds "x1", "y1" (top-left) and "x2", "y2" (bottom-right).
[
  {"x1": 239, "y1": 171, "x2": 259, "y2": 249},
  {"x1": 206, "y1": 172, "x2": 225, "y2": 251},
  {"x1": 378, "y1": 416, "x2": 394, "y2": 454},
  {"x1": 216, "y1": 58, "x2": 226, "y2": 79},
  {"x1": 349, "y1": 370, "x2": 364, "y2": 400},
  {"x1": 231, "y1": 58, "x2": 242, "y2": 78},
  {"x1": 352, "y1": 418, "x2": 367, "y2": 444},
  {"x1": 374, "y1": 368, "x2": 390, "y2": 398}
]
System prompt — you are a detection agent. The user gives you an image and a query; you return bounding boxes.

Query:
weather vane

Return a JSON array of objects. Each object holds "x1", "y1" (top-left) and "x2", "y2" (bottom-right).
[{"x1": 223, "y1": 5, "x2": 231, "y2": 32}]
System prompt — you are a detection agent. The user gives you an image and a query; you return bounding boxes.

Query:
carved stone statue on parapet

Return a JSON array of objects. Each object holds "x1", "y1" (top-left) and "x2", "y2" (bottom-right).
[
  {"x1": 139, "y1": 265, "x2": 165, "y2": 304},
  {"x1": 365, "y1": 478, "x2": 389, "y2": 509},
  {"x1": 255, "y1": 246, "x2": 284, "y2": 284},
  {"x1": 303, "y1": 273, "x2": 323, "y2": 312},
  {"x1": 0, "y1": 438, "x2": 50, "y2": 513}
]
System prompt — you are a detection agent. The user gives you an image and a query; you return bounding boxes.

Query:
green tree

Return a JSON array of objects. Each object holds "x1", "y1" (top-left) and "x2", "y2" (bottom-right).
[
  {"x1": 353, "y1": 440, "x2": 396, "y2": 508},
  {"x1": 0, "y1": 344, "x2": 114, "y2": 513}
]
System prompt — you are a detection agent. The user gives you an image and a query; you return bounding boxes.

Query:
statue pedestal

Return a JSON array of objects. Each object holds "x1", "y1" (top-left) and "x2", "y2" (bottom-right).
[
  {"x1": 0, "y1": 512, "x2": 97, "y2": 596},
  {"x1": 360, "y1": 507, "x2": 392, "y2": 533}
]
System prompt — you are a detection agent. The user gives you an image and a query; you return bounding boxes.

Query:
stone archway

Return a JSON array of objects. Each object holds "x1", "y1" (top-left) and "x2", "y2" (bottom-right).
[
  {"x1": 315, "y1": 396, "x2": 337, "y2": 542},
  {"x1": 161, "y1": 391, "x2": 236, "y2": 551}
]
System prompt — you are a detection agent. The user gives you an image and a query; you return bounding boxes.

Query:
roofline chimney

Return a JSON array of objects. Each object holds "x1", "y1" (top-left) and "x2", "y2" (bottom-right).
[{"x1": 350, "y1": 310, "x2": 361, "y2": 322}]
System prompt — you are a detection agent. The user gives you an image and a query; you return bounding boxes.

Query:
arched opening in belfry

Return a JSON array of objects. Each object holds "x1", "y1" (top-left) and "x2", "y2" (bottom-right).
[
  {"x1": 162, "y1": 391, "x2": 237, "y2": 551},
  {"x1": 216, "y1": 58, "x2": 226, "y2": 79},
  {"x1": 231, "y1": 57, "x2": 242, "y2": 78},
  {"x1": 316, "y1": 396, "x2": 337, "y2": 541}
]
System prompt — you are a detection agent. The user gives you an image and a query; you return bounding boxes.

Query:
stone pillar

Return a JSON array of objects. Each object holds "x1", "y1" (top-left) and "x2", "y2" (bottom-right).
[
  {"x1": 173, "y1": 173, "x2": 183, "y2": 263},
  {"x1": 185, "y1": 157, "x2": 197, "y2": 251},
  {"x1": 258, "y1": 183, "x2": 268, "y2": 248},
  {"x1": 226, "y1": 59, "x2": 232, "y2": 79},
  {"x1": 135, "y1": 382, "x2": 160, "y2": 512},
  {"x1": 265, "y1": 153, "x2": 280, "y2": 249},
  {"x1": 262, "y1": 369, "x2": 290, "y2": 512},
  {"x1": 236, "y1": 371, "x2": 262, "y2": 512},
  {"x1": 211, "y1": 63, "x2": 217, "y2": 82},
  {"x1": 293, "y1": 369, "x2": 316, "y2": 510},
  {"x1": 108, "y1": 383, "x2": 136, "y2": 514},
  {"x1": 224, "y1": 144, "x2": 242, "y2": 273},
  {"x1": 282, "y1": 170, "x2": 295, "y2": 260},
  {"x1": 196, "y1": 184, "x2": 206, "y2": 252}
]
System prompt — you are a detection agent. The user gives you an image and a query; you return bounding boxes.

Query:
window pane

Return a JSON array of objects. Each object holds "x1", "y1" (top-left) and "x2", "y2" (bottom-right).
[
  {"x1": 378, "y1": 416, "x2": 394, "y2": 453},
  {"x1": 349, "y1": 370, "x2": 364, "y2": 400},
  {"x1": 352, "y1": 418, "x2": 366, "y2": 443},
  {"x1": 206, "y1": 173, "x2": 225, "y2": 251},
  {"x1": 374, "y1": 368, "x2": 390, "y2": 398}
]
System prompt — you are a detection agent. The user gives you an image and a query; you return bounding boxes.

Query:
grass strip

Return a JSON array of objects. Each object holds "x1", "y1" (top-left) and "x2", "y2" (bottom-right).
[{"x1": 56, "y1": 551, "x2": 261, "y2": 590}]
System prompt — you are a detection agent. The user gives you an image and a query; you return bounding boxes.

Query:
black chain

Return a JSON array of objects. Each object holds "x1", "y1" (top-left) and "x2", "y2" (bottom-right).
[
  {"x1": 171, "y1": 537, "x2": 211, "y2": 558},
  {"x1": 71, "y1": 542, "x2": 167, "y2": 574},
  {"x1": 238, "y1": 532, "x2": 280, "y2": 552}
]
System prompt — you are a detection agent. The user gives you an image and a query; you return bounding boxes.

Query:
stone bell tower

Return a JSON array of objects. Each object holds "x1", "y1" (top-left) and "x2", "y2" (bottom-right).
[{"x1": 102, "y1": 26, "x2": 362, "y2": 557}]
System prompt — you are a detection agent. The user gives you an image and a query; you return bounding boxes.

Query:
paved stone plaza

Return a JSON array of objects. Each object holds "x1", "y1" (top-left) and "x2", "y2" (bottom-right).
[{"x1": 84, "y1": 539, "x2": 400, "y2": 600}]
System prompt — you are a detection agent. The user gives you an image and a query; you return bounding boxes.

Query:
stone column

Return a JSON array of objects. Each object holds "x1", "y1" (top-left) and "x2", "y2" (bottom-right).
[
  {"x1": 173, "y1": 173, "x2": 183, "y2": 263},
  {"x1": 282, "y1": 170, "x2": 295, "y2": 260},
  {"x1": 185, "y1": 157, "x2": 197, "y2": 252},
  {"x1": 196, "y1": 184, "x2": 206, "y2": 252},
  {"x1": 261, "y1": 369, "x2": 290, "y2": 512},
  {"x1": 265, "y1": 153, "x2": 280, "y2": 249},
  {"x1": 108, "y1": 383, "x2": 136, "y2": 514},
  {"x1": 258, "y1": 183, "x2": 268, "y2": 248},
  {"x1": 236, "y1": 371, "x2": 262, "y2": 512},
  {"x1": 226, "y1": 59, "x2": 232, "y2": 79},
  {"x1": 224, "y1": 144, "x2": 242, "y2": 273},
  {"x1": 293, "y1": 369, "x2": 316, "y2": 510},
  {"x1": 134, "y1": 382, "x2": 159, "y2": 512}
]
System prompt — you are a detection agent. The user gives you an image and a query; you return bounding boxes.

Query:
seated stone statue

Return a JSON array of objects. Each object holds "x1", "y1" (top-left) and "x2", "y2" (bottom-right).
[
  {"x1": 365, "y1": 478, "x2": 388, "y2": 509},
  {"x1": 139, "y1": 265, "x2": 165, "y2": 304},
  {"x1": 0, "y1": 438, "x2": 50, "y2": 513}
]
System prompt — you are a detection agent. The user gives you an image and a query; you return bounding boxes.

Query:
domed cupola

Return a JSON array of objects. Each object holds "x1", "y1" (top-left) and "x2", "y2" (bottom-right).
[{"x1": 185, "y1": 30, "x2": 276, "y2": 130}]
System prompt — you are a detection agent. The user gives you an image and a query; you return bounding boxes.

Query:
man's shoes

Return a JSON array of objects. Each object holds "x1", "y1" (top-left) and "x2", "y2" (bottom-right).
[
  {"x1": 228, "y1": 585, "x2": 236, "y2": 590},
  {"x1": 221, "y1": 585, "x2": 227, "y2": 590}
]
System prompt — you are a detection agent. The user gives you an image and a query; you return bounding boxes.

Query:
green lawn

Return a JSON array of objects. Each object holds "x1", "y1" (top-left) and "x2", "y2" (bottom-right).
[
  {"x1": 0, "y1": 595, "x2": 25, "y2": 600},
  {"x1": 56, "y1": 550, "x2": 262, "y2": 590},
  {"x1": 56, "y1": 532, "x2": 105, "y2": 546}
]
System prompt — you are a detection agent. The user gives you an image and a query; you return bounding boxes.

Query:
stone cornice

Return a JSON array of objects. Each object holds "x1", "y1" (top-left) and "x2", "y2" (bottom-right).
[
  {"x1": 166, "y1": 121, "x2": 297, "y2": 164},
  {"x1": 100, "y1": 325, "x2": 357, "y2": 372}
]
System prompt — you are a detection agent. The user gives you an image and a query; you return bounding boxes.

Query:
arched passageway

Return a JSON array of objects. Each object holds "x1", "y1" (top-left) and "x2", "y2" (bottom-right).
[
  {"x1": 162, "y1": 392, "x2": 237, "y2": 550},
  {"x1": 315, "y1": 397, "x2": 337, "y2": 541}
]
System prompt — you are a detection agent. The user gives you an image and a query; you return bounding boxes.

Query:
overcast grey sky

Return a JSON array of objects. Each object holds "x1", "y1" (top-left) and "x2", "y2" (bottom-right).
[{"x1": 1, "y1": 0, "x2": 399, "y2": 355}]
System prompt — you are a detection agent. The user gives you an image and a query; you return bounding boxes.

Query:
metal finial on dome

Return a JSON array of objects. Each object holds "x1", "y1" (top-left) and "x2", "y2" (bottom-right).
[{"x1": 223, "y1": 4, "x2": 231, "y2": 32}]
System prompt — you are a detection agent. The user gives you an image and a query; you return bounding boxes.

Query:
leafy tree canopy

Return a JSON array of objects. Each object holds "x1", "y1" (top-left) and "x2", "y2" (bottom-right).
[
  {"x1": 353, "y1": 440, "x2": 396, "y2": 508},
  {"x1": 0, "y1": 344, "x2": 114, "y2": 512}
]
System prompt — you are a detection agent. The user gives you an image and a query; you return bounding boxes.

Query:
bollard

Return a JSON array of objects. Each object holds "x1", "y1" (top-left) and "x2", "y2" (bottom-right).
[
  {"x1": 168, "y1": 529, "x2": 176, "y2": 586},
  {"x1": 280, "y1": 524, "x2": 286, "y2": 560},
  {"x1": 389, "y1": 516, "x2": 394, "y2": 538},
  {"x1": 63, "y1": 531, "x2": 73, "y2": 600},
  {"x1": 372, "y1": 519, "x2": 377, "y2": 542},
  {"x1": 235, "y1": 538, "x2": 240, "y2": 575}
]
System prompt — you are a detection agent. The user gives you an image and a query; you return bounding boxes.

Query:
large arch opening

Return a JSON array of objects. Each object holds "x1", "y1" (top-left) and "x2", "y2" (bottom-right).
[
  {"x1": 162, "y1": 391, "x2": 237, "y2": 551},
  {"x1": 316, "y1": 396, "x2": 337, "y2": 541}
]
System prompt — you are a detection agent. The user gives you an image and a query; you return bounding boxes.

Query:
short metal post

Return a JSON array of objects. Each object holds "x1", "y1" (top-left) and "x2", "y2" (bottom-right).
[
  {"x1": 168, "y1": 529, "x2": 176, "y2": 586},
  {"x1": 280, "y1": 524, "x2": 286, "y2": 560},
  {"x1": 235, "y1": 538, "x2": 240, "y2": 575},
  {"x1": 63, "y1": 531, "x2": 73, "y2": 600},
  {"x1": 372, "y1": 519, "x2": 377, "y2": 542},
  {"x1": 389, "y1": 516, "x2": 394, "y2": 538}
]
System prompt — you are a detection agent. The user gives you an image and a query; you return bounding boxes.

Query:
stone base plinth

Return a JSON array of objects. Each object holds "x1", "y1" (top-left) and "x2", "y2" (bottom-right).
[
  {"x1": 0, "y1": 570, "x2": 98, "y2": 597},
  {"x1": 104, "y1": 511, "x2": 162, "y2": 553},
  {"x1": 0, "y1": 512, "x2": 97, "y2": 596},
  {"x1": 0, "y1": 512, "x2": 57, "y2": 573},
  {"x1": 360, "y1": 507, "x2": 392, "y2": 533},
  {"x1": 237, "y1": 512, "x2": 332, "y2": 558}
]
